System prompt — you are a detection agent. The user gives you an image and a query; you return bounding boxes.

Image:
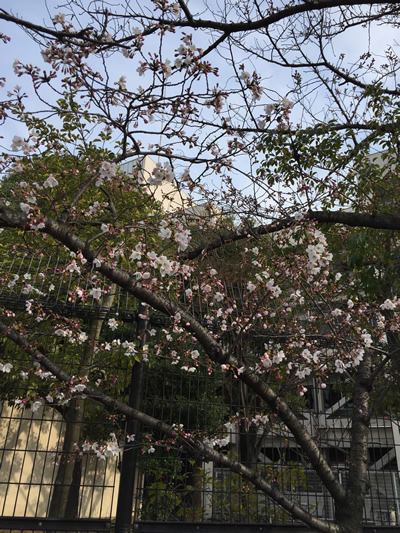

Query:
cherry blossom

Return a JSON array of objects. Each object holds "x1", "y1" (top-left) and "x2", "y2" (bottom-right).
[
  {"x1": 43, "y1": 175, "x2": 59, "y2": 188},
  {"x1": 99, "y1": 161, "x2": 117, "y2": 179},
  {"x1": 53, "y1": 13, "x2": 66, "y2": 24},
  {"x1": 380, "y1": 298, "x2": 398, "y2": 311},
  {"x1": 11, "y1": 136, "x2": 31, "y2": 154},
  {"x1": 107, "y1": 318, "x2": 119, "y2": 331},
  {"x1": 247, "y1": 281, "x2": 256, "y2": 292},
  {"x1": 89, "y1": 288, "x2": 102, "y2": 300},
  {"x1": 158, "y1": 224, "x2": 172, "y2": 239},
  {"x1": 31, "y1": 401, "x2": 42, "y2": 413},
  {"x1": 0, "y1": 362, "x2": 13, "y2": 373},
  {"x1": 149, "y1": 163, "x2": 175, "y2": 186}
]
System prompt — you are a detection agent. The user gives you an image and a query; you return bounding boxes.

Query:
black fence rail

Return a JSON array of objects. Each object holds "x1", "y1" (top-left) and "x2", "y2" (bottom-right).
[
  {"x1": 1, "y1": 518, "x2": 400, "y2": 533},
  {"x1": 0, "y1": 517, "x2": 111, "y2": 532}
]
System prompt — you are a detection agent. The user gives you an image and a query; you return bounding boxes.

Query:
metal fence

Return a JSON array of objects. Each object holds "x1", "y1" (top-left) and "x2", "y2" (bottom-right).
[{"x1": 1, "y1": 254, "x2": 400, "y2": 532}]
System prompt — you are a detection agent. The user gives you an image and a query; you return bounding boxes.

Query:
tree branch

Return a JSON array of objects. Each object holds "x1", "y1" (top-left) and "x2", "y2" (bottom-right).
[
  {"x1": 0, "y1": 202, "x2": 345, "y2": 504},
  {"x1": 2, "y1": 1, "x2": 398, "y2": 46},
  {"x1": 0, "y1": 318, "x2": 341, "y2": 533},
  {"x1": 159, "y1": 1, "x2": 398, "y2": 34},
  {"x1": 0, "y1": 9, "x2": 94, "y2": 44},
  {"x1": 182, "y1": 211, "x2": 400, "y2": 260}
]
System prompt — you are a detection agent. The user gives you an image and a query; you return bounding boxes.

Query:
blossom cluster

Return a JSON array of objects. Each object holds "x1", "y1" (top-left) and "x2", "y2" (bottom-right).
[
  {"x1": 204, "y1": 435, "x2": 231, "y2": 448},
  {"x1": 55, "y1": 327, "x2": 88, "y2": 344},
  {"x1": 380, "y1": 297, "x2": 400, "y2": 311},
  {"x1": 96, "y1": 161, "x2": 117, "y2": 186},
  {"x1": 11, "y1": 136, "x2": 31, "y2": 155},
  {"x1": 239, "y1": 68, "x2": 263, "y2": 101},
  {"x1": 305, "y1": 230, "x2": 333, "y2": 278},
  {"x1": 129, "y1": 238, "x2": 192, "y2": 277},
  {"x1": 0, "y1": 362, "x2": 13, "y2": 373},
  {"x1": 75, "y1": 433, "x2": 121, "y2": 460},
  {"x1": 174, "y1": 36, "x2": 198, "y2": 68},
  {"x1": 148, "y1": 162, "x2": 175, "y2": 186}
]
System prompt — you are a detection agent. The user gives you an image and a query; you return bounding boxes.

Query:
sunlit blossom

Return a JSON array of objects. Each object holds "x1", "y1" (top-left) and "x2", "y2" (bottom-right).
[
  {"x1": 108, "y1": 318, "x2": 119, "y2": 331},
  {"x1": 90, "y1": 288, "x2": 102, "y2": 300},
  {"x1": 43, "y1": 175, "x2": 59, "y2": 188},
  {"x1": 0, "y1": 362, "x2": 13, "y2": 373}
]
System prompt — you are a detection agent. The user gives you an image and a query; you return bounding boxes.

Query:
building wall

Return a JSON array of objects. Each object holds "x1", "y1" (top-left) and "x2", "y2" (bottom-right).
[
  {"x1": 0, "y1": 402, "x2": 120, "y2": 519},
  {"x1": 120, "y1": 156, "x2": 191, "y2": 212}
]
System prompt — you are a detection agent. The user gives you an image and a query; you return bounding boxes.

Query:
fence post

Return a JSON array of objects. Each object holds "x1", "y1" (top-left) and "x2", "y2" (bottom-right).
[{"x1": 115, "y1": 302, "x2": 148, "y2": 533}]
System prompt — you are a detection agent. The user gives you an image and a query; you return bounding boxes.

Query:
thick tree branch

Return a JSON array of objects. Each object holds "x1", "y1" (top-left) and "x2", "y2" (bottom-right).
[
  {"x1": 0, "y1": 318, "x2": 342, "y2": 533},
  {"x1": 307, "y1": 210, "x2": 400, "y2": 229},
  {"x1": 0, "y1": 9, "x2": 94, "y2": 43},
  {"x1": 2, "y1": 1, "x2": 398, "y2": 46},
  {"x1": 159, "y1": 1, "x2": 398, "y2": 34},
  {"x1": 177, "y1": 0, "x2": 194, "y2": 24},
  {"x1": 0, "y1": 202, "x2": 345, "y2": 504},
  {"x1": 183, "y1": 211, "x2": 400, "y2": 260}
]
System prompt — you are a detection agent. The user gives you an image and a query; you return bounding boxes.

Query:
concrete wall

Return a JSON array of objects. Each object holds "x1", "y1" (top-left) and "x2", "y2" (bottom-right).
[{"x1": 0, "y1": 402, "x2": 120, "y2": 518}]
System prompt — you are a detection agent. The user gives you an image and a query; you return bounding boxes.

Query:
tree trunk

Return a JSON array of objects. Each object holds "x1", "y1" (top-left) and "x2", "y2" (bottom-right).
[
  {"x1": 48, "y1": 399, "x2": 84, "y2": 518},
  {"x1": 335, "y1": 352, "x2": 371, "y2": 533},
  {"x1": 48, "y1": 286, "x2": 117, "y2": 518},
  {"x1": 191, "y1": 458, "x2": 204, "y2": 521},
  {"x1": 238, "y1": 380, "x2": 260, "y2": 467},
  {"x1": 65, "y1": 452, "x2": 82, "y2": 519}
]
